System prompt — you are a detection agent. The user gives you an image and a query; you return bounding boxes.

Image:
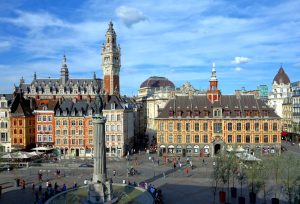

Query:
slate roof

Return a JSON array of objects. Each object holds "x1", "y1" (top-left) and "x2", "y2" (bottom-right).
[
  {"x1": 10, "y1": 93, "x2": 34, "y2": 116},
  {"x1": 20, "y1": 78, "x2": 102, "y2": 94},
  {"x1": 140, "y1": 76, "x2": 175, "y2": 89},
  {"x1": 36, "y1": 100, "x2": 58, "y2": 111},
  {"x1": 157, "y1": 95, "x2": 279, "y2": 119},
  {"x1": 273, "y1": 67, "x2": 290, "y2": 85}
]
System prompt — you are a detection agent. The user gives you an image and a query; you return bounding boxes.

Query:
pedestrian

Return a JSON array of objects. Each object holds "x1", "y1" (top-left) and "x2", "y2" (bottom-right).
[
  {"x1": 179, "y1": 162, "x2": 182, "y2": 168},
  {"x1": 213, "y1": 161, "x2": 216, "y2": 166},
  {"x1": 173, "y1": 162, "x2": 176, "y2": 169},
  {"x1": 38, "y1": 184, "x2": 42, "y2": 192},
  {"x1": 46, "y1": 180, "x2": 49, "y2": 188},
  {"x1": 190, "y1": 160, "x2": 193, "y2": 169},
  {"x1": 202, "y1": 159, "x2": 205, "y2": 165},
  {"x1": 38, "y1": 172, "x2": 42, "y2": 182},
  {"x1": 113, "y1": 169, "x2": 116, "y2": 177},
  {"x1": 185, "y1": 168, "x2": 189, "y2": 175},
  {"x1": 163, "y1": 172, "x2": 166, "y2": 179},
  {"x1": 157, "y1": 159, "x2": 160, "y2": 166},
  {"x1": 32, "y1": 182, "x2": 35, "y2": 192},
  {"x1": 22, "y1": 179, "x2": 26, "y2": 189},
  {"x1": 73, "y1": 182, "x2": 77, "y2": 189},
  {"x1": 54, "y1": 182, "x2": 58, "y2": 193},
  {"x1": 0, "y1": 185, "x2": 2, "y2": 198}
]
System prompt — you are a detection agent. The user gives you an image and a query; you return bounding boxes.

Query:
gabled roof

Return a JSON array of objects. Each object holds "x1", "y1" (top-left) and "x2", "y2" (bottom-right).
[
  {"x1": 273, "y1": 67, "x2": 290, "y2": 85},
  {"x1": 10, "y1": 93, "x2": 34, "y2": 116}
]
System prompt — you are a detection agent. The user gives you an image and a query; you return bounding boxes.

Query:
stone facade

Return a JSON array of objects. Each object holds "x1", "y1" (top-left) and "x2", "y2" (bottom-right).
[
  {"x1": 268, "y1": 66, "x2": 291, "y2": 118},
  {"x1": 291, "y1": 81, "x2": 300, "y2": 134},
  {"x1": 0, "y1": 94, "x2": 13, "y2": 152}
]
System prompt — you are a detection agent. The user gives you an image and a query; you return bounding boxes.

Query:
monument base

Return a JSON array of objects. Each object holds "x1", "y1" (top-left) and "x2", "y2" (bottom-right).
[{"x1": 85, "y1": 180, "x2": 118, "y2": 204}]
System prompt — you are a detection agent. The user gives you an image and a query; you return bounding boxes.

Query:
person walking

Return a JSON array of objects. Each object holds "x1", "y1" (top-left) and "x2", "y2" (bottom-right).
[
  {"x1": 22, "y1": 179, "x2": 26, "y2": 189},
  {"x1": 32, "y1": 183, "x2": 35, "y2": 192},
  {"x1": 38, "y1": 184, "x2": 42, "y2": 192},
  {"x1": 113, "y1": 169, "x2": 116, "y2": 177},
  {"x1": 185, "y1": 168, "x2": 189, "y2": 175}
]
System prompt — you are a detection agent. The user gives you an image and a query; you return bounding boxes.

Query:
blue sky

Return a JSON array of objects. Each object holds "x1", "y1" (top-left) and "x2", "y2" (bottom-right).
[{"x1": 0, "y1": 0, "x2": 299, "y2": 95}]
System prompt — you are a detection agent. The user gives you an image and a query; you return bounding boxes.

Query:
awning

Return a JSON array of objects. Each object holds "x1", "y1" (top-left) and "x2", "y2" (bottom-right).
[
  {"x1": 168, "y1": 145, "x2": 175, "y2": 148},
  {"x1": 281, "y1": 131, "x2": 288, "y2": 136},
  {"x1": 159, "y1": 145, "x2": 166, "y2": 148},
  {"x1": 226, "y1": 146, "x2": 233, "y2": 152},
  {"x1": 31, "y1": 147, "x2": 53, "y2": 151}
]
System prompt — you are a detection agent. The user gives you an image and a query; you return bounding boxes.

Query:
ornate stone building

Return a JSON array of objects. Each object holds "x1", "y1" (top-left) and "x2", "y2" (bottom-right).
[
  {"x1": 282, "y1": 97, "x2": 293, "y2": 132},
  {"x1": 268, "y1": 66, "x2": 291, "y2": 118},
  {"x1": 0, "y1": 94, "x2": 13, "y2": 152},
  {"x1": 155, "y1": 63, "x2": 281, "y2": 157},
  {"x1": 291, "y1": 81, "x2": 300, "y2": 134}
]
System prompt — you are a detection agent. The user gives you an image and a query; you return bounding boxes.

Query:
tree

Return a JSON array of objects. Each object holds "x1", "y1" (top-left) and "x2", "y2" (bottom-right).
[
  {"x1": 280, "y1": 153, "x2": 300, "y2": 204},
  {"x1": 269, "y1": 153, "x2": 282, "y2": 199},
  {"x1": 211, "y1": 155, "x2": 223, "y2": 204}
]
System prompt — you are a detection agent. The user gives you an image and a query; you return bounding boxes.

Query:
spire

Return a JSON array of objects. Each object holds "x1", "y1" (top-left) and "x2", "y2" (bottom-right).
[
  {"x1": 60, "y1": 54, "x2": 69, "y2": 84},
  {"x1": 210, "y1": 62, "x2": 217, "y2": 81},
  {"x1": 20, "y1": 76, "x2": 25, "y2": 85},
  {"x1": 94, "y1": 72, "x2": 96, "y2": 79},
  {"x1": 107, "y1": 21, "x2": 114, "y2": 33},
  {"x1": 34, "y1": 72, "x2": 37, "y2": 80}
]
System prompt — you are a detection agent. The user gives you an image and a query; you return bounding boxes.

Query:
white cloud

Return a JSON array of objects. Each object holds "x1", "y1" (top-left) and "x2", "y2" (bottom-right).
[
  {"x1": 0, "y1": 41, "x2": 11, "y2": 51},
  {"x1": 231, "y1": 56, "x2": 251, "y2": 64},
  {"x1": 115, "y1": 6, "x2": 146, "y2": 27},
  {"x1": 235, "y1": 67, "x2": 242, "y2": 72}
]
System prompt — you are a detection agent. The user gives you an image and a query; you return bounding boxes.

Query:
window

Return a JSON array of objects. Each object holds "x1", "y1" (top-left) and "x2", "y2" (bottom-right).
[
  {"x1": 89, "y1": 130, "x2": 93, "y2": 135},
  {"x1": 186, "y1": 123, "x2": 190, "y2": 131},
  {"x1": 214, "y1": 109, "x2": 221, "y2": 117},
  {"x1": 71, "y1": 120, "x2": 75, "y2": 126},
  {"x1": 213, "y1": 123, "x2": 222, "y2": 133},
  {"x1": 160, "y1": 134, "x2": 164, "y2": 143},
  {"x1": 227, "y1": 123, "x2": 232, "y2": 131},
  {"x1": 43, "y1": 125, "x2": 47, "y2": 131},
  {"x1": 203, "y1": 123, "x2": 208, "y2": 131},
  {"x1": 106, "y1": 125, "x2": 109, "y2": 131},
  {"x1": 14, "y1": 120, "x2": 17, "y2": 126},
  {"x1": 56, "y1": 139, "x2": 60, "y2": 145},
  {"x1": 117, "y1": 114, "x2": 121, "y2": 121},
  {"x1": 255, "y1": 123, "x2": 259, "y2": 131},
  {"x1": 159, "y1": 123, "x2": 164, "y2": 131},
  {"x1": 111, "y1": 103, "x2": 115, "y2": 110},
  {"x1": 37, "y1": 125, "x2": 41, "y2": 131},
  {"x1": 56, "y1": 120, "x2": 60, "y2": 126},
  {"x1": 177, "y1": 135, "x2": 182, "y2": 143},
  {"x1": 79, "y1": 130, "x2": 83, "y2": 135},
  {"x1": 246, "y1": 135, "x2": 250, "y2": 143},
  {"x1": 111, "y1": 135, "x2": 115, "y2": 141},
  {"x1": 48, "y1": 116, "x2": 52, "y2": 122},
  {"x1": 38, "y1": 116, "x2": 42, "y2": 121},
  {"x1": 111, "y1": 115, "x2": 115, "y2": 121},
  {"x1": 168, "y1": 123, "x2": 173, "y2": 131},
  {"x1": 203, "y1": 135, "x2": 208, "y2": 143},
  {"x1": 117, "y1": 136, "x2": 121, "y2": 141},
  {"x1": 63, "y1": 130, "x2": 67, "y2": 135},
  {"x1": 89, "y1": 139, "x2": 93, "y2": 144},
  {"x1": 79, "y1": 120, "x2": 83, "y2": 126},
  {"x1": 106, "y1": 135, "x2": 109, "y2": 141},
  {"x1": 194, "y1": 135, "x2": 199, "y2": 143},
  {"x1": 19, "y1": 129, "x2": 22, "y2": 134},
  {"x1": 89, "y1": 120, "x2": 93, "y2": 126},
  {"x1": 19, "y1": 120, "x2": 22, "y2": 126},
  {"x1": 71, "y1": 130, "x2": 76, "y2": 135},
  {"x1": 48, "y1": 125, "x2": 52, "y2": 131},
  {"x1": 255, "y1": 135, "x2": 259, "y2": 143},
  {"x1": 38, "y1": 135, "x2": 42, "y2": 142},
  {"x1": 237, "y1": 135, "x2": 241, "y2": 143},
  {"x1": 56, "y1": 130, "x2": 60, "y2": 136},
  {"x1": 168, "y1": 135, "x2": 173, "y2": 143},
  {"x1": 177, "y1": 123, "x2": 181, "y2": 131},
  {"x1": 19, "y1": 138, "x2": 22, "y2": 143},
  {"x1": 273, "y1": 123, "x2": 277, "y2": 131},
  {"x1": 246, "y1": 123, "x2": 250, "y2": 131},
  {"x1": 111, "y1": 125, "x2": 115, "y2": 131},
  {"x1": 117, "y1": 125, "x2": 121, "y2": 131},
  {"x1": 43, "y1": 135, "x2": 48, "y2": 142},
  {"x1": 63, "y1": 120, "x2": 68, "y2": 126},
  {"x1": 264, "y1": 123, "x2": 268, "y2": 131},
  {"x1": 273, "y1": 135, "x2": 277, "y2": 143},
  {"x1": 186, "y1": 135, "x2": 190, "y2": 143},
  {"x1": 72, "y1": 139, "x2": 76, "y2": 144},
  {"x1": 48, "y1": 135, "x2": 52, "y2": 142},
  {"x1": 228, "y1": 135, "x2": 232, "y2": 143},
  {"x1": 63, "y1": 139, "x2": 68, "y2": 144},
  {"x1": 237, "y1": 123, "x2": 241, "y2": 131},
  {"x1": 43, "y1": 116, "x2": 47, "y2": 122},
  {"x1": 79, "y1": 139, "x2": 83, "y2": 145},
  {"x1": 194, "y1": 123, "x2": 199, "y2": 131},
  {"x1": 14, "y1": 129, "x2": 17, "y2": 134},
  {"x1": 264, "y1": 135, "x2": 268, "y2": 143}
]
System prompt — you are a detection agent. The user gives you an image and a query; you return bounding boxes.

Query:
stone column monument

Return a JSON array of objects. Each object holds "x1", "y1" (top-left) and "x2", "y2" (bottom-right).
[{"x1": 87, "y1": 93, "x2": 115, "y2": 203}]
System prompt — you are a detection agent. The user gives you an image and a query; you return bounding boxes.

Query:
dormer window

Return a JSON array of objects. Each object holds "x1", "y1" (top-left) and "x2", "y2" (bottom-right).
[
  {"x1": 63, "y1": 110, "x2": 67, "y2": 116},
  {"x1": 43, "y1": 106, "x2": 48, "y2": 111},
  {"x1": 71, "y1": 111, "x2": 75, "y2": 116},
  {"x1": 263, "y1": 111, "x2": 269, "y2": 117},
  {"x1": 169, "y1": 110, "x2": 174, "y2": 118},
  {"x1": 225, "y1": 110, "x2": 230, "y2": 117},
  {"x1": 245, "y1": 111, "x2": 251, "y2": 117},
  {"x1": 204, "y1": 110, "x2": 209, "y2": 117},
  {"x1": 187, "y1": 111, "x2": 192, "y2": 117},
  {"x1": 111, "y1": 103, "x2": 115, "y2": 110},
  {"x1": 236, "y1": 110, "x2": 241, "y2": 117},
  {"x1": 194, "y1": 111, "x2": 199, "y2": 117},
  {"x1": 214, "y1": 109, "x2": 221, "y2": 117},
  {"x1": 88, "y1": 110, "x2": 93, "y2": 116},
  {"x1": 78, "y1": 111, "x2": 82, "y2": 116},
  {"x1": 177, "y1": 111, "x2": 182, "y2": 117}
]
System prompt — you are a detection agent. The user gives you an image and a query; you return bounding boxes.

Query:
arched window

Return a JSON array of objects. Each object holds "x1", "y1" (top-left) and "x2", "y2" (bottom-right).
[
  {"x1": 19, "y1": 129, "x2": 22, "y2": 134},
  {"x1": 14, "y1": 129, "x2": 17, "y2": 134}
]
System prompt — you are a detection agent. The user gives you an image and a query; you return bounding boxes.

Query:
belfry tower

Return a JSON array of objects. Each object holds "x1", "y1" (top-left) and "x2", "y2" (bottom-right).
[
  {"x1": 102, "y1": 21, "x2": 121, "y2": 96},
  {"x1": 207, "y1": 62, "x2": 221, "y2": 102}
]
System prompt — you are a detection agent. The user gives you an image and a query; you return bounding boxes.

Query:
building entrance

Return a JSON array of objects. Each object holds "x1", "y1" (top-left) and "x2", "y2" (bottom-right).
[{"x1": 214, "y1": 144, "x2": 221, "y2": 155}]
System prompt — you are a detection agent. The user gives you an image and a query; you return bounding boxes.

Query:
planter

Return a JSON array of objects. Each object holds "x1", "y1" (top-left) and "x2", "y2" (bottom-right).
[
  {"x1": 249, "y1": 192, "x2": 256, "y2": 203},
  {"x1": 271, "y1": 198, "x2": 279, "y2": 204},
  {"x1": 238, "y1": 196, "x2": 245, "y2": 204},
  {"x1": 231, "y1": 187, "x2": 237, "y2": 198},
  {"x1": 219, "y1": 191, "x2": 226, "y2": 203}
]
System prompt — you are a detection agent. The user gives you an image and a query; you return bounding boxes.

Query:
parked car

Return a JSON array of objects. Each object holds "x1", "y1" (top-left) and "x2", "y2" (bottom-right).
[{"x1": 79, "y1": 163, "x2": 93, "y2": 168}]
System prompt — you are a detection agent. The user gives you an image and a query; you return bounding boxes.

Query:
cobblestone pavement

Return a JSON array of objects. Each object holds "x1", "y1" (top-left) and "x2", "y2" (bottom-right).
[{"x1": 0, "y1": 152, "x2": 290, "y2": 204}]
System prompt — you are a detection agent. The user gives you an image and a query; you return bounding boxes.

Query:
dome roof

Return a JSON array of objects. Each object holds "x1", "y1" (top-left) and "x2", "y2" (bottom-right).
[
  {"x1": 140, "y1": 76, "x2": 175, "y2": 89},
  {"x1": 273, "y1": 67, "x2": 290, "y2": 85}
]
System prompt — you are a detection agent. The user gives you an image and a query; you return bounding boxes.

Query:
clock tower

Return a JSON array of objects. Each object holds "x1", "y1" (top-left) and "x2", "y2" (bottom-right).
[{"x1": 102, "y1": 21, "x2": 121, "y2": 96}]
